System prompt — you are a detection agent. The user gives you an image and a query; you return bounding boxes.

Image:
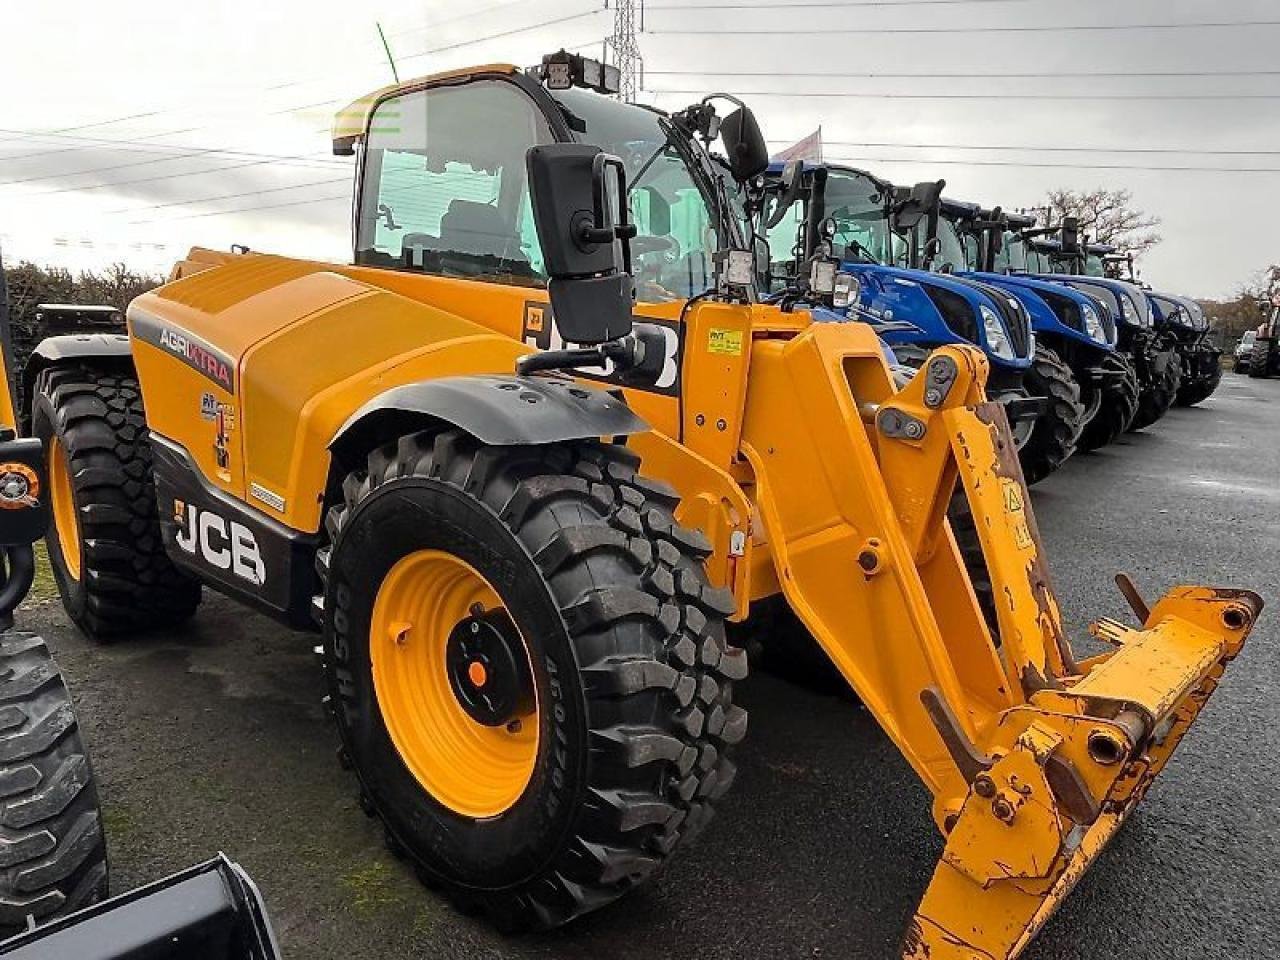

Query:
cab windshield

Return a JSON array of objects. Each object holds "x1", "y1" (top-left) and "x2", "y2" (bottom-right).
[
  {"x1": 553, "y1": 88, "x2": 723, "y2": 301},
  {"x1": 761, "y1": 166, "x2": 895, "y2": 286},
  {"x1": 930, "y1": 217, "x2": 970, "y2": 273},
  {"x1": 1025, "y1": 244, "x2": 1053, "y2": 274},
  {"x1": 823, "y1": 168, "x2": 895, "y2": 264},
  {"x1": 995, "y1": 231, "x2": 1029, "y2": 273},
  {"x1": 1084, "y1": 254, "x2": 1105, "y2": 278}
]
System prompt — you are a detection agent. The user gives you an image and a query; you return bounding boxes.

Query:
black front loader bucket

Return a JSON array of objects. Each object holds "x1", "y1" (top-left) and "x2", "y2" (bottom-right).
[{"x1": 0, "y1": 855, "x2": 281, "y2": 960}]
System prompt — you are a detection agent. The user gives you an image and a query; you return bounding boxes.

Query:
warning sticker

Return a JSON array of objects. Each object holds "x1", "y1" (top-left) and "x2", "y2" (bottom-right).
[
  {"x1": 707, "y1": 328, "x2": 744, "y2": 356},
  {"x1": 1000, "y1": 478, "x2": 1033, "y2": 550}
]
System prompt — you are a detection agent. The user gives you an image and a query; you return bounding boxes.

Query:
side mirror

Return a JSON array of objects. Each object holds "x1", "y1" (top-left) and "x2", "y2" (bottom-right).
[
  {"x1": 893, "y1": 180, "x2": 945, "y2": 231},
  {"x1": 720, "y1": 106, "x2": 770, "y2": 182},
  {"x1": 765, "y1": 159, "x2": 804, "y2": 229},
  {"x1": 526, "y1": 143, "x2": 636, "y2": 345},
  {"x1": 1060, "y1": 216, "x2": 1081, "y2": 255}
]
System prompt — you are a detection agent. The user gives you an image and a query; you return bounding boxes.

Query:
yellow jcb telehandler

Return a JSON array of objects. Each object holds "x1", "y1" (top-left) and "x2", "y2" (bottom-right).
[{"x1": 18, "y1": 51, "x2": 1262, "y2": 959}]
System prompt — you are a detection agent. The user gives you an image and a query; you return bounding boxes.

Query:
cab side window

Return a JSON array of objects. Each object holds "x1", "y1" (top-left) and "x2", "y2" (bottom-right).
[{"x1": 355, "y1": 80, "x2": 552, "y2": 284}]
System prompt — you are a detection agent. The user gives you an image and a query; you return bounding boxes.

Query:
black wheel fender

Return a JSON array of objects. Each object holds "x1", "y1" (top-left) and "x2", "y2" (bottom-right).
[{"x1": 329, "y1": 374, "x2": 648, "y2": 469}]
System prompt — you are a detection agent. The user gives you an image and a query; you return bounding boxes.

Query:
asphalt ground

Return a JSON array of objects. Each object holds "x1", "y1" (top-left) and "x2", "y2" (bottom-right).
[{"x1": 23, "y1": 371, "x2": 1280, "y2": 960}]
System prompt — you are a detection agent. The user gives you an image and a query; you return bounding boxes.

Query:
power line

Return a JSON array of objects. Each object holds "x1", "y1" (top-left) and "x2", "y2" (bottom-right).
[
  {"x1": 15, "y1": 157, "x2": 331, "y2": 199},
  {"x1": 1, "y1": 124, "x2": 212, "y2": 164},
  {"x1": 2, "y1": 6, "x2": 603, "y2": 170},
  {"x1": 779, "y1": 138, "x2": 1280, "y2": 157},
  {"x1": 645, "y1": 18, "x2": 1280, "y2": 35},
  {"x1": 129, "y1": 191, "x2": 351, "y2": 225},
  {"x1": 651, "y1": 68, "x2": 1280, "y2": 79},
  {"x1": 394, "y1": 7, "x2": 605, "y2": 67},
  {"x1": 652, "y1": 87, "x2": 1280, "y2": 100},
  {"x1": 824, "y1": 154, "x2": 1280, "y2": 173},
  {"x1": 648, "y1": 0, "x2": 1031, "y2": 7},
  {"x1": 111, "y1": 176, "x2": 350, "y2": 219},
  {"x1": 0, "y1": 136, "x2": 343, "y2": 187}
]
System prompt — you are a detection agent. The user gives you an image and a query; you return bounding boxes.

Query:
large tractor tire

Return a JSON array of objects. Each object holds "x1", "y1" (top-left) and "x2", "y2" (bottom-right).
[
  {"x1": 1175, "y1": 351, "x2": 1222, "y2": 407},
  {"x1": 1175, "y1": 366, "x2": 1222, "y2": 407},
  {"x1": 31, "y1": 366, "x2": 201, "y2": 641},
  {"x1": 1249, "y1": 339, "x2": 1274, "y2": 379},
  {"x1": 318, "y1": 429, "x2": 747, "y2": 931},
  {"x1": 1129, "y1": 352, "x2": 1182, "y2": 432},
  {"x1": 1018, "y1": 345, "x2": 1085, "y2": 486},
  {"x1": 1076, "y1": 354, "x2": 1140, "y2": 453},
  {"x1": 0, "y1": 632, "x2": 109, "y2": 931}
]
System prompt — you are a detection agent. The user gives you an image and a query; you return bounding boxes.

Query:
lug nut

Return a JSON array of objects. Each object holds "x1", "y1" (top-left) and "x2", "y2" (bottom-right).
[{"x1": 973, "y1": 773, "x2": 996, "y2": 798}]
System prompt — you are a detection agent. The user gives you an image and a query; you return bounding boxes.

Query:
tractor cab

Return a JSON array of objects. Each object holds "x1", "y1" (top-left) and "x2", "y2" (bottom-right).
[{"x1": 757, "y1": 162, "x2": 1034, "y2": 377}]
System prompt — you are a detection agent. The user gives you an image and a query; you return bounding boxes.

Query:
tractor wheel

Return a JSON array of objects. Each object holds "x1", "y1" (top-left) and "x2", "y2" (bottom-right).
[
  {"x1": 946, "y1": 492, "x2": 998, "y2": 638},
  {"x1": 1249, "y1": 340, "x2": 1272, "y2": 379},
  {"x1": 319, "y1": 429, "x2": 747, "y2": 931},
  {"x1": 0, "y1": 632, "x2": 108, "y2": 932},
  {"x1": 887, "y1": 343, "x2": 930, "y2": 369},
  {"x1": 1076, "y1": 353, "x2": 1140, "y2": 453},
  {"x1": 1130, "y1": 353, "x2": 1182, "y2": 431},
  {"x1": 1175, "y1": 356, "x2": 1222, "y2": 407},
  {"x1": 1017, "y1": 345, "x2": 1084, "y2": 486},
  {"x1": 744, "y1": 599, "x2": 850, "y2": 697},
  {"x1": 31, "y1": 366, "x2": 201, "y2": 641}
]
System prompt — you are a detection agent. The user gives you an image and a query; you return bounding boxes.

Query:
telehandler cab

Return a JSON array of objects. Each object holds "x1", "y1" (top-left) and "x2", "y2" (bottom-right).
[{"x1": 18, "y1": 52, "x2": 1263, "y2": 959}]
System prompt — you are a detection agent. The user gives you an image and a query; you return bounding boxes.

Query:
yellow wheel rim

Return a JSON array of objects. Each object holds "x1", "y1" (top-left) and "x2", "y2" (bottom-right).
[
  {"x1": 369, "y1": 550, "x2": 539, "y2": 819},
  {"x1": 48, "y1": 436, "x2": 81, "y2": 581}
]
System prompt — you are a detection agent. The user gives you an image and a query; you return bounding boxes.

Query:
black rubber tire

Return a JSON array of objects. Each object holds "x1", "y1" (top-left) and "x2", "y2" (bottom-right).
[
  {"x1": 743, "y1": 599, "x2": 850, "y2": 698},
  {"x1": 319, "y1": 429, "x2": 746, "y2": 932},
  {"x1": 1076, "y1": 353, "x2": 1140, "y2": 453},
  {"x1": 886, "y1": 343, "x2": 930, "y2": 370},
  {"x1": 0, "y1": 632, "x2": 108, "y2": 932},
  {"x1": 945, "y1": 492, "x2": 998, "y2": 637},
  {"x1": 1172, "y1": 358, "x2": 1223, "y2": 409},
  {"x1": 31, "y1": 366, "x2": 201, "y2": 641},
  {"x1": 1130, "y1": 352, "x2": 1182, "y2": 431},
  {"x1": 1018, "y1": 345, "x2": 1085, "y2": 486},
  {"x1": 1175, "y1": 365, "x2": 1222, "y2": 407},
  {"x1": 1249, "y1": 340, "x2": 1273, "y2": 379}
]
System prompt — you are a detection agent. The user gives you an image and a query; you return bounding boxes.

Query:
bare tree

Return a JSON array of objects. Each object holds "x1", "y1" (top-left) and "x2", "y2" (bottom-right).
[
  {"x1": 1200, "y1": 263, "x2": 1280, "y2": 339},
  {"x1": 1040, "y1": 188, "x2": 1163, "y2": 260}
]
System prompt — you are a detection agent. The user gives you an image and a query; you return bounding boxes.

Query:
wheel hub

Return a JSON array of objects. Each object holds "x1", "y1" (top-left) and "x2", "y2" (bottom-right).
[{"x1": 446, "y1": 609, "x2": 534, "y2": 728}]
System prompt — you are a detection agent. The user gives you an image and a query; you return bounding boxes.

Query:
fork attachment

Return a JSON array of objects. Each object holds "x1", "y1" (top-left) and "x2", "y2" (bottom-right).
[{"x1": 737, "y1": 326, "x2": 1262, "y2": 960}]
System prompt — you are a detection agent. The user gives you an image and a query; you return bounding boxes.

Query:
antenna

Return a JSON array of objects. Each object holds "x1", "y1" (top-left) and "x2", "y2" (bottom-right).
[
  {"x1": 605, "y1": 0, "x2": 643, "y2": 103},
  {"x1": 376, "y1": 22, "x2": 401, "y2": 84}
]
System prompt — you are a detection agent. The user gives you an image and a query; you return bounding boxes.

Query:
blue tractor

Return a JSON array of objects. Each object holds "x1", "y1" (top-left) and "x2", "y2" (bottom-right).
[
  {"x1": 1101, "y1": 249, "x2": 1222, "y2": 407},
  {"x1": 757, "y1": 162, "x2": 1078, "y2": 485},
  {"x1": 939, "y1": 204, "x2": 1140, "y2": 453},
  {"x1": 1007, "y1": 223, "x2": 1181, "y2": 433}
]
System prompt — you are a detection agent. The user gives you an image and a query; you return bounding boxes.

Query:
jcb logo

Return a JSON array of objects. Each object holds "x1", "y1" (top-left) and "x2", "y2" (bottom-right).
[
  {"x1": 174, "y1": 500, "x2": 266, "y2": 586},
  {"x1": 521, "y1": 301, "x2": 682, "y2": 396}
]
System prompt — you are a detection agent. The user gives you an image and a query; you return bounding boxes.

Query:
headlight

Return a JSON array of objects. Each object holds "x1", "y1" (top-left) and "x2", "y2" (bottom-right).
[
  {"x1": 980, "y1": 304, "x2": 1015, "y2": 360},
  {"x1": 1081, "y1": 302, "x2": 1105, "y2": 341},
  {"x1": 832, "y1": 272, "x2": 860, "y2": 309},
  {"x1": 1120, "y1": 294, "x2": 1149, "y2": 328}
]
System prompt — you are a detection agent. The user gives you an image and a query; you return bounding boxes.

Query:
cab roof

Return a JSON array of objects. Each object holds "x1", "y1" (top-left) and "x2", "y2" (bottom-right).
[{"x1": 331, "y1": 63, "x2": 519, "y2": 153}]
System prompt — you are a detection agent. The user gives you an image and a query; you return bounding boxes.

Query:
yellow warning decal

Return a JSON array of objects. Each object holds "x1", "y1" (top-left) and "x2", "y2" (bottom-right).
[
  {"x1": 708, "y1": 328, "x2": 744, "y2": 356},
  {"x1": 1000, "y1": 478, "x2": 1033, "y2": 550}
]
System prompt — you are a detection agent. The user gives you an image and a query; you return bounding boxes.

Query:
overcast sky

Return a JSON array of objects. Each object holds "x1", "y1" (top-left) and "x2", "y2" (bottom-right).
[{"x1": 2, "y1": 0, "x2": 1278, "y2": 298}]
